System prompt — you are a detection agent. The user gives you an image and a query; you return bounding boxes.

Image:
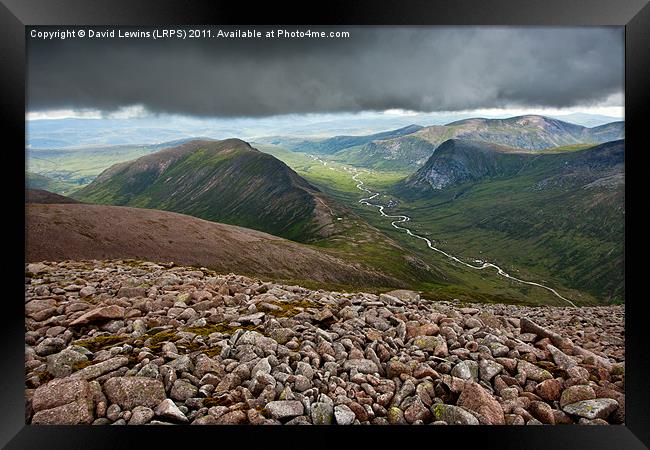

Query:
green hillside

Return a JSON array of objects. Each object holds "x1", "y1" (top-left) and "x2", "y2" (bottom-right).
[
  {"x1": 392, "y1": 140, "x2": 625, "y2": 303},
  {"x1": 73, "y1": 139, "x2": 322, "y2": 242}
]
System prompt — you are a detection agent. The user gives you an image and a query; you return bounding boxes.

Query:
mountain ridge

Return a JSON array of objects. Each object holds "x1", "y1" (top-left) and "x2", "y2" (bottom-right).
[
  {"x1": 333, "y1": 115, "x2": 624, "y2": 171},
  {"x1": 73, "y1": 139, "x2": 329, "y2": 242}
]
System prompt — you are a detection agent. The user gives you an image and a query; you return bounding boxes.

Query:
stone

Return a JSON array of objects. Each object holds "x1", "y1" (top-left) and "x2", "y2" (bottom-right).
[
  {"x1": 72, "y1": 356, "x2": 129, "y2": 381},
  {"x1": 32, "y1": 377, "x2": 92, "y2": 413},
  {"x1": 106, "y1": 404, "x2": 121, "y2": 421},
  {"x1": 404, "y1": 399, "x2": 431, "y2": 424},
  {"x1": 479, "y1": 358, "x2": 503, "y2": 382},
  {"x1": 265, "y1": 400, "x2": 304, "y2": 420},
  {"x1": 413, "y1": 335, "x2": 447, "y2": 356},
  {"x1": 154, "y1": 398, "x2": 189, "y2": 423},
  {"x1": 387, "y1": 406, "x2": 406, "y2": 425},
  {"x1": 31, "y1": 378, "x2": 94, "y2": 425},
  {"x1": 103, "y1": 377, "x2": 166, "y2": 409},
  {"x1": 170, "y1": 379, "x2": 198, "y2": 402},
  {"x1": 517, "y1": 360, "x2": 552, "y2": 382},
  {"x1": 35, "y1": 338, "x2": 66, "y2": 357},
  {"x1": 563, "y1": 398, "x2": 619, "y2": 420},
  {"x1": 137, "y1": 363, "x2": 160, "y2": 379},
  {"x1": 79, "y1": 286, "x2": 97, "y2": 298},
  {"x1": 560, "y1": 385, "x2": 596, "y2": 409},
  {"x1": 117, "y1": 287, "x2": 147, "y2": 298},
  {"x1": 451, "y1": 360, "x2": 478, "y2": 381},
  {"x1": 32, "y1": 399, "x2": 95, "y2": 425},
  {"x1": 46, "y1": 348, "x2": 88, "y2": 378},
  {"x1": 547, "y1": 344, "x2": 577, "y2": 370},
  {"x1": 528, "y1": 401, "x2": 555, "y2": 425},
  {"x1": 251, "y1": 358, "x2": 272, "y2": 379},
  {"x1": 26, "y1": 299, "x2": 57, "y2": 318},
  {"x1": 70, "y1": 305, "x2": 125, "y2": 326},
  {"x1": 268, "y1": 328, "x2": 295, "y2": 345},
  {"x1": 311, "y1": 401, "x2": 334, "y2": 425},
  {"x1": 167, "y1": 355, "x2": 194, "y2": 373},
  {"x1": 384, "y1": 289, "x2": 420, "y2": 302},
  {"x1": 128, "y1": 406, "x2": 155, "y2": 425},
  {"x1": 343, "y1": 359, "x2": 379, "y2": 374},
  {"x1": 535, "y1": 379, "x2": 562, "y2": 402},
  {"x1": 215, "y1": 410, "x2": 248, "y2": 424},
  {"x1": 387, "y1": 359, "x2": 411, "y2": 378},
  {"x1": 430, "y1": 404, "x2": 479, "y2": 425},
  {"x1": 334, "y1": 404, "x2": 356, "y2": 425},
  {"x1": 27, "y1": 262, "x2": 49, "y2": 274},
  {"x1": 457, "y1": 381, "x2": 505, "y2": 425}
]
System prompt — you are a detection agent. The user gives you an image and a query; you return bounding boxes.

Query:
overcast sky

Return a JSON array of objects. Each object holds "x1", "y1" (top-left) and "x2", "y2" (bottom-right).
[{"x1": 27, "y1": 26, "x2": 624, "y2": 119}]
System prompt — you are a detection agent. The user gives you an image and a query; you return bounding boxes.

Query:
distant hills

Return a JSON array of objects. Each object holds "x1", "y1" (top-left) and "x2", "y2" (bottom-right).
[
  {"x1": 258, "y1": 124, "x2": 424, "y2": 155},
  {"x1": 331, "y1": 115, "x2": 624, "y2": 170}
]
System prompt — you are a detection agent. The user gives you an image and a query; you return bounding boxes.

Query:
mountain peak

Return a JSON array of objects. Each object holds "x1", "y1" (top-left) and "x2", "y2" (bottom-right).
[{"x1": 73, "y1": 139, "x2": 326, "y2": 242}]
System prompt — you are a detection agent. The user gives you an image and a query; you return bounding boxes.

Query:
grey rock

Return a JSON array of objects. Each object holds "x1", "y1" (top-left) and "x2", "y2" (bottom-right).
[
  {"x1": 103, "y1": 377, "x2": 166, "y2": 409},
  {"x1": 128, "y1": 406, "x2": 155, "y2": 425},
  {"x1": 563, "y1": 398, "x2": 619, "y2": 420},
  {"x1": 479, "y1": 358, "x2": 503, "y2": 382},
  {"x1": 311, "y1": 401, "x2": 334, "y2": 425},
  {"x1": 170, "y1": 379, "x2": 198, "y2": 402},
  {"x1": 343, "y1": 359, "x2": 379, "y2": 374},
  {"x1": 35, "y1": 338, "x2": 66, "y2": 357},
  {"x1": 334, "y1": 404, "x2": 356, "y2": 425},
  {"x1": 430, "y1": 404, "x2": 479, "y2": 425},
  {"x1": 46, "y1": 348, "x2": 88, "y2": 378},
  {"x1": 71, "y1": 356, "x2": 129, "y2": 381},
  {"x1": 265, "y1": 400, "x2": 304, "y2": 420}
]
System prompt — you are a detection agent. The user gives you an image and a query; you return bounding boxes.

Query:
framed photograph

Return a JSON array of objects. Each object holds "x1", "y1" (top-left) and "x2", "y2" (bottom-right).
[{"x1": 2, "y1": 0, "x2": 648, "y2": 448}]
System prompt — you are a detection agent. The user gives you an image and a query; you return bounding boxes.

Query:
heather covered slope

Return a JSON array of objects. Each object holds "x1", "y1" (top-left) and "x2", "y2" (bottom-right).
[
  {"x1": 72, "y1": 139, "x2": 327, "y2": 242},
  {"x1": 26, "y1": 188, "x2": 82, "y2": 204},
  {"x1": 26, "y1": 203, "x2": 400, "y2": 288}
]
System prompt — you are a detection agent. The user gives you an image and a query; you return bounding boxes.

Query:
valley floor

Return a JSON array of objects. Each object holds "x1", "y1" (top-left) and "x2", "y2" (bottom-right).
[{"x1": 26, "y1": 260, "x2": 624, "y2": 425}]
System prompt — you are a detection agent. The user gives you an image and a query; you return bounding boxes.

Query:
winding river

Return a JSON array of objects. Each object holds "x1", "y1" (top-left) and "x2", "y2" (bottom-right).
[{"x1": 309, "y1": 155, "x2": 576, "y2": 307}]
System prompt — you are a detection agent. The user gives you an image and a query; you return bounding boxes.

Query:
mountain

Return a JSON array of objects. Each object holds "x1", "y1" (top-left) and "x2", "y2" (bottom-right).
[
  {"x1": 258, "y1": 124, "x2": 424, "y2": 155},
  {"x1": 401, "y1": 138, "x2": 624, "y2": 193},
  {"x1": 392, "y1": 139, "x2": 624, "y2": 303},
  {"x1": 25, "y1": 202, "x2": 399, "y2": 288},
  {"x1": 400, "y1": 140, "x2": 533, "y2": 191},
  {"x1": 26, "y1": 140, "x2": 208, "y2": 192},
  {"x1": 334, "y1": 115, "x2": 625, "y2": 171},
  {"x1": 72, "y1": 139, "x2": 333, "y2": 242}
]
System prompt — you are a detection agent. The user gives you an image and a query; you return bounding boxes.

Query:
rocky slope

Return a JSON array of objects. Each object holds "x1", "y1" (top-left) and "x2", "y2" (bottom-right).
[
  {"x1": 400, "y1": 139, "x2": 624, "y2": 192},
  {"x1": 25, "y1": 260, "x2": 624, "y2": 425}
]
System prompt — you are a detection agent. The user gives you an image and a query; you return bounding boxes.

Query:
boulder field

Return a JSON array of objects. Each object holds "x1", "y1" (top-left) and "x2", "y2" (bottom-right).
[{"x1": 25, "y1": 260, "x2": 624, "y2": 425}]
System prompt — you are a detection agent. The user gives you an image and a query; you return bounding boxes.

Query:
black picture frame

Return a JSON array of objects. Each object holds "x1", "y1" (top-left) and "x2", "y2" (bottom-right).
[{"x1": 3, "y1": 0, "x2": 648, "y2": 448}]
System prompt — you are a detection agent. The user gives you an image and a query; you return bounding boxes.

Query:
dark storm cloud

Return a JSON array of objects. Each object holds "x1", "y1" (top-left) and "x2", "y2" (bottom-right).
[{"x1": 27, "y1": 27, "x2": 624, "y2": 116}]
